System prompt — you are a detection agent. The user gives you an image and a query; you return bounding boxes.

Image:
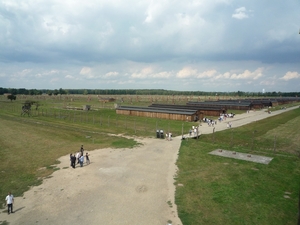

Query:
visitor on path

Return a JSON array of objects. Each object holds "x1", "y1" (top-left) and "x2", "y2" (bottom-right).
[
  {"x1": 169, "y1": 133, "x2": 172, "y2": 141},
  {"x1": 5, "y1": 192, "x2": 14, "y2": 215},
  {"x1": 79, "y1": 155, "x2": 84, "y2": 167},
  {"x1": 76, "y1": 152, "x2": 80, "y2": 164},
  {"x1": 80, "y1": 145, "x2": 84, "y2": 155},
  {"x1": 71, "y1": 154, "x2": 76, "y2": 168},
  {"x1": 70, "y1": 154, "x2": 72, "y2": 167},
  {"x1": 86, "y1": 152, "x2": 90, "y2": 165}
]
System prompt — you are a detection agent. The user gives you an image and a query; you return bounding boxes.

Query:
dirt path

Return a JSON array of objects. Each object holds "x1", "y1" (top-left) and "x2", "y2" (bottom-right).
[
  {"x1": 1, "y1": 106, "x2": 298, "y2": 225},
  {"x1": 2, "y1": 138, "x2": 182, "y2": 225}
]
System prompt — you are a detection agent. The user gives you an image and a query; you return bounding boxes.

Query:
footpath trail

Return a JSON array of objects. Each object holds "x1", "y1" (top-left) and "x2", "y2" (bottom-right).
[
  {"x1": 180, "y1": 106, "x2": 299, "y2": 137},
  {"x1": 1, "y1": 106, "x2": 298, "y2": 225}
]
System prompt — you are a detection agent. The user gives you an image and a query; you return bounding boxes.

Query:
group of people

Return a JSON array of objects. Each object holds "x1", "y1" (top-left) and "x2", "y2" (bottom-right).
[
  {"x1": 227, "y1": 122, "x2": 233, "y2": 128},
  {"x1": 165, "y1": 132, "x2": 172, "y2": 141},
  {"x1": 70, "y1": 145, "x2": 90, "y2": 168},
  {"x1": 203, "y1": 117, "x2": 219, "y2": 127},
  {"x1": 4, "y1": 146, "x2": 91, "y2": 216},
  {"x1": 189, "y1": 125, "x2": 200, "y2": 137},
  {"x1": 218, "y1": 113, "x2": 235, "y2": 122}
]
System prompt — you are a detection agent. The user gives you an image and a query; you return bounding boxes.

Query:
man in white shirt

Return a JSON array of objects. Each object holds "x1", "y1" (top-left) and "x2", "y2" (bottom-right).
[
  {"x1": 5, "y1": 192, "x2": 14, "y2": 214},
  {"x1": 76, "y1": 152, "x2": 80, "y2": 164}
]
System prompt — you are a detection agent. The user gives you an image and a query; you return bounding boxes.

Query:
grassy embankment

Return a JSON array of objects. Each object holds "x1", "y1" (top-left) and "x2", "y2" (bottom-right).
[{"x1": 175, "y1": 107, "x2": 300, "y2": 225}]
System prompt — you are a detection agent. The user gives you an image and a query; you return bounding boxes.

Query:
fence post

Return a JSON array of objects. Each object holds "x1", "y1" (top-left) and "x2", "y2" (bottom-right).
[
  {"x1": 134, "y1": 119, "x2": 136, "y2": 134},
  {"x1": 273, "y1": 135, "x2": 276, "y2": 153},
  {"x1": 230, "y1": 128, "x2": 233, "y2": 149}
]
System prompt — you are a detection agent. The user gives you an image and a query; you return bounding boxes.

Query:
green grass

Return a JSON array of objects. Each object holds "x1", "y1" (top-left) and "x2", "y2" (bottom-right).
[
  {"x1": 0, "y1": 96, "x2": 299, "y2": 225},
  {"x1": 175, "y1": 108, "x2": 300, "y2": 225}
]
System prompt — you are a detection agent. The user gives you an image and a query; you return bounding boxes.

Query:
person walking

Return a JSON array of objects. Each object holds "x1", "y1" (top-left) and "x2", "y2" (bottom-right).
[
  {"x1": 79, "y1": 154, "x2": 84, "y2": 167},
  {"x1": 70, "y1": 154, "x2": 72, "y2": 167},
  {"x1": 76, "y1": 152, "x2": 80, "y2": 164},
  {"x1": 86, "y1": 152, "x2": 90, "y2": 165},
  {"x1": 80, "y1": 145, "x2": 84, "y2": 155},
  {"x1": 71, "y1": 154, "x2": 76, "y2": 169},
  {"x1": 5, "y1": 192, "x2": 14, "y2": 214}
]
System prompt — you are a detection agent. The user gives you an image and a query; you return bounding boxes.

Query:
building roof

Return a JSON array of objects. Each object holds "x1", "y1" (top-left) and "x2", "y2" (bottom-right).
[
  {"x1": 149, "y1": 103, "x2": 225, "y2": 111},
  {"x1": 187, "y1": 101, "x2": 252, "y2": 107},
  {"x1": 117, "y1": 105, "x2": 197, "y2": 115}
]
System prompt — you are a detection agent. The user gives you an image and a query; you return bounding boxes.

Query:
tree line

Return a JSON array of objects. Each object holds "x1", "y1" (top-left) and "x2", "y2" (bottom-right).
[{"x1": 0, "y1": 87, "x2": 298, "y2": 97}]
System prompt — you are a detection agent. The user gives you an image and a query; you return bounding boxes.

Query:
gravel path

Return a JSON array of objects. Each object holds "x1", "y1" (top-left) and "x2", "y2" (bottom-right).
[{"x1": 2, "y1": 106, "x2": 298, "y2": 225}]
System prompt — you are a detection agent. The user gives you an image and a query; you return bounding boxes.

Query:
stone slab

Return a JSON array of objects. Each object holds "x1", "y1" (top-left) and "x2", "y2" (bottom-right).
[{"x1": 209, "y1": 149, "x2": 273, "y2": 164}]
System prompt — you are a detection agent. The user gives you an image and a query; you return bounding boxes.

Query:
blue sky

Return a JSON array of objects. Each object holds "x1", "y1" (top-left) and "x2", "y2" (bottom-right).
[{"x1": 0, "y1": 0, "x2": 300, "y2": 92}]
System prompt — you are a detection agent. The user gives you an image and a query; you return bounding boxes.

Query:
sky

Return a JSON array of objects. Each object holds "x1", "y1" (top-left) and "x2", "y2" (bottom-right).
[{"x1": 0, "y1": 0, "x2": 300, "y2": 92}]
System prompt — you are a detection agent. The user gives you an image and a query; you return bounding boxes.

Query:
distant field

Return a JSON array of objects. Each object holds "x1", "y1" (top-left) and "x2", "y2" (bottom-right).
[{"x1": 0, "y1": 94, "x2": 299, "y2": 225}]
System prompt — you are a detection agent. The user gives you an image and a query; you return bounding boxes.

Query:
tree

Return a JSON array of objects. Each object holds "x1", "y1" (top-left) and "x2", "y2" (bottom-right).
[
  {"x1": 59, "y1": 88, "x2": 66, "y2": 95},
  {"x1": 7, "y1": 94, "x2": 16, "y2": 102},
  {"x1": 53, "y1": 89, "x2": 59, "y2": 95}
]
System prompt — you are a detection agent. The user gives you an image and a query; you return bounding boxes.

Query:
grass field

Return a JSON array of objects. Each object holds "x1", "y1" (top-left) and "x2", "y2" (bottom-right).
[
  {"x1": 175, "y1": 108, "x2": 300, "y2": 225},
  {"x1": 0, "y1": 95, "x2": 299, "y2": 224}
]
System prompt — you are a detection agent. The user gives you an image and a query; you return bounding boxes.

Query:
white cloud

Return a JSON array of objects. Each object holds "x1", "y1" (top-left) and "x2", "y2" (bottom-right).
[
  {"x1": 177, "y1": 67, "x2": 198, "y2": 78},
  {"x1": 232, "y1": 7, "x2": 250, "y2": 20},
  {"x1": 131, "y1": 67, "x2": 153, "y2": 78},
  {"x1": 80, "y1": 67, "x2": 91, "y2": 75},
  {"x1": 105, "y1": 72, "x2": 119, "y2": 77},
  {"x1": 196, "y1": 70, "x2": 217, "y2": 78},
  {"x1": 130, "y1": 67, "x2": 172, "y2": 79},
  {"x1": 144, "y1": 1, "x2": 163, "y2": 23},
  {"x1": 280, "y1": 71, "x2": 300, "y2": 81},
  {"x1": 152, "y1": 71, "x2": 172, "y2": 78},
  {"x1": 229, "y1": 68, "x2": 263, "y2": 80},
  {"x1": 18, "y1": 69, "x2": 32, "y2": 77},
  {"x1": 176, "y1": 67, "x2": 263, "y2": 82},
  {"x1": 65, "y1": 75, "x2": 74, "y2": 79}
]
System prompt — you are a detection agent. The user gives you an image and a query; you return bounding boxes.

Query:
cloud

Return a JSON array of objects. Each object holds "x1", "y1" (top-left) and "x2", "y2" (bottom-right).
[
  {"x1": 105, "y1": 72, "x2": 119, "y2": 77},
  {"x1": 18, "y1": 69, "x2": 32, "y2": 77},
  {"x1": 131, "y1": 67, "x2": 154, "y2": 79},
  {"x1": 80, "y1": 67, "x2": 91, "y2": 75},
  {"x1": 260, "y1": 80, "x2": 275, "y2": 86},
  {"x1": 65, "y1": 75, "x2": 74, "y2": 79},
  {"x1": 229, "y1": 68, "x2": 263, "y2": 80},
  {"x1": 130, "y1": 67, "x2": 172, "y2": 79},
  {"x1": 197, "y1": 70, "x2": 217, "y2": 79},
  {"x1": 152, "y1": 71, "x2": 172, "y2": 78},
  {"x1": 176, "y1": 67, "x2": 198, "y2": 78},
  {"x1": 232, "y1": 7, "x2": 250, "y2": 20},
  {"x1": 176, "y1": 68, "x2": 264, "y2": 81},
  {"x1": 280, "y1": 71, "x2": 300, "y2": 81}
]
